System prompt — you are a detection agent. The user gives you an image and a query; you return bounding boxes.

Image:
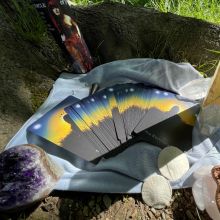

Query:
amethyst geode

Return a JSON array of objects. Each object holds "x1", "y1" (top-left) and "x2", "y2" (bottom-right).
[{"x1": 0, "y1": 144, "x2": 63, "y2": 211}]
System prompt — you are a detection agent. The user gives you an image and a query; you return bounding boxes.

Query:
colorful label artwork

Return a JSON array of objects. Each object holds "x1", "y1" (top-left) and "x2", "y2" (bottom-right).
[{"x1": 31, "y1": 0, "x2": 93, "y2": 73}]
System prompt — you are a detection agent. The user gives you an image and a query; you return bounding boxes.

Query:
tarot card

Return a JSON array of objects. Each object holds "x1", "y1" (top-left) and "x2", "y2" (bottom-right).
[
  {"x1": 84, "y1": 94, "x2": 120, "y2": 147},
  {"x1": 66, "y1": 100, "x2": 115, "y2": 151},
  {"x1": 65, "y1": 105, "x2": 109, "y2": 154},
  {"x1": 133, "y1": 88, "x2": 196, "y2": 134},
  {"x1": 112, "y1": 83, "x2": 151, "y2": 138},
  {"x1": 27, "y1": 96, "x2": 103, "y2": 161},
  {"x1": 79, "y1": 97, "x2": 120, "y2": 150},
  {"x1": 130, "y1": 85, "x2": 153, "y2": 135},
  {"x1": 61, "y1": 114, "x2": 105, "y2": 160},
  {"x1": 104, "y1": 86, "x2": 127, "y2": 143},
  {"x1": 114, "y1": 84, "x2": 135, "y2": 139},
  {"x1": 95, "y1": 89, "x2": 121, "y2": 143}
]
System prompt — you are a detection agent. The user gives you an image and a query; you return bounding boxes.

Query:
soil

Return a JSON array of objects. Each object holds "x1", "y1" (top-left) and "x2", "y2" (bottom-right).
[{"x1": 0, "y1": 9, "x2": 213, "y2": 220}]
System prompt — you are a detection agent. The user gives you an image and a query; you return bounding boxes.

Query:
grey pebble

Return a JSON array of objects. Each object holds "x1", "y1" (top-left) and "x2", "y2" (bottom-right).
[
  {"x1": 161, "y1": 212, "x2": 166, "y2": 220},
  {"x1": 147, "y1": 210, "x2": 155, "y2": 219},
  {"x1": 151, "y1": 208, "x2": 156, "y2": 214}
]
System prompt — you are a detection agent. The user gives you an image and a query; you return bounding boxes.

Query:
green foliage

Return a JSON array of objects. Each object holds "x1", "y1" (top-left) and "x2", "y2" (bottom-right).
[
  {"x1": 0, "y1": 0, "x2": 48, "y2": 45},
  {"x1": 1, "y1": 0, "x2": 218, "y2": 44},
  {"x1": 71, "y1": 0, "x2": 220, "y2": 24},
  {"x1": 70, "y1": 0, "x2": 220, "y2": 75},
  {"x1": 196, "y1": 60, "x2": 219, "y2": 77},
  {"x1": 196, "y1": 50, "x2": 220, "y2": 76},
  {"x1": 144, "y1": 0, "x2": 220, "y2": 24}
]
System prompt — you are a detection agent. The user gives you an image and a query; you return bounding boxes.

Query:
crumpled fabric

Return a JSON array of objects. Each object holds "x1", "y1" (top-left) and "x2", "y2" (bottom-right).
[{"x1": 6, "y1": 58, "x2": 220, "y2": 193}]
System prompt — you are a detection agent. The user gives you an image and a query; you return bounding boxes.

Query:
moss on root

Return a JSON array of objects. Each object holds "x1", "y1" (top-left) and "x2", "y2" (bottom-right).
[
  {"x1": 30, "y1": 90, "x2": 50, "y2": 112},
  {"x1": 23, "y1": 72, "x2": 54, "y2": 112}
]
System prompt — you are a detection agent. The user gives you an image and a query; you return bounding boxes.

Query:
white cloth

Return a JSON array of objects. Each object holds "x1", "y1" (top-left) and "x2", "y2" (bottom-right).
[{"x1": 6, "y1": 58, "x2": 220, "y2": 193}]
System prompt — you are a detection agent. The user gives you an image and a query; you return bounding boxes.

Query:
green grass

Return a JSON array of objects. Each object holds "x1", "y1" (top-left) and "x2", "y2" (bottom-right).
[
  {"x1": 145, "y1": 0, "x2": 220, "y2": 24},
  {"x1": 72, "y1": 0, "x2": 220, "y2": 24},
  {"x1": 0, "y1": 0, "x2": 218, "y2": 75},
  {"x1": 0, "y1": 0, "x2": 48, "y2": 45},
  {"x1": 1, "y1": 0, "x2": 219, "y2": 45},
  {"x1": 71, "y1": 0, "x2": 220, "y2": 75}
]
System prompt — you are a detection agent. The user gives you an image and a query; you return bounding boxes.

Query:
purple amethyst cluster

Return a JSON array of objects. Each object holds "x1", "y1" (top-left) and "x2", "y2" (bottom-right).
[{"x1": 0, "y1": 145, "x2": 47, "y2": 211}]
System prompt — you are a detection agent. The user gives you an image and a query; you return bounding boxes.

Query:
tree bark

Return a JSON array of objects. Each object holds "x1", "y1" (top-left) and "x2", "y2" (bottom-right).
[{"x1": 70, "y1": 2, "x2": 220, "y2": 73}]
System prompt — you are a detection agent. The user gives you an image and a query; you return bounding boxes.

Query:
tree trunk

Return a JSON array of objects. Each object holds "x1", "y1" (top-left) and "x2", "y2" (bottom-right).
[{"x1": 70, "y1": 2, "x2": 220, "y2": 73}]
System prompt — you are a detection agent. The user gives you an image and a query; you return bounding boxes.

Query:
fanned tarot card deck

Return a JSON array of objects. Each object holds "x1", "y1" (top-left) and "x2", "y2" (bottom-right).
[{"x1": 27, "y1": 84, "x2": 200, "y2": 163}]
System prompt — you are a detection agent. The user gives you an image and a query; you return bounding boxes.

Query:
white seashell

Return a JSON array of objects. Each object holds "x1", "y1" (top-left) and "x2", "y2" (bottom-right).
[
  {"x1": 192, "y1": 178, "x2": 205, "y2": 211},
  {"x1": 158, "y1": 146, "x2": 189, "y2": 181},
  {"x1": 141, "y1": 174, "x2": 172, "y2": 209}
]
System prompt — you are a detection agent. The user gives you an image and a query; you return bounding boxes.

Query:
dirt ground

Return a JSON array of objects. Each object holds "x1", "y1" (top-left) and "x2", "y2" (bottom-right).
[{"x1": 0, "y1": 12, "x2": 212, "y2": 220}]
